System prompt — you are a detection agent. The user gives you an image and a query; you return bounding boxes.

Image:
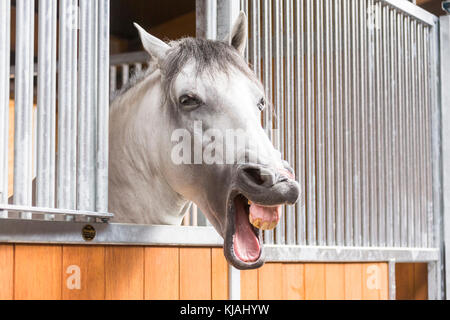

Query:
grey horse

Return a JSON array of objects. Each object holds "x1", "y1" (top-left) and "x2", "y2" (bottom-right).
[{"x1": 109, "y1": 12, "x2": 300, "y2": 269}]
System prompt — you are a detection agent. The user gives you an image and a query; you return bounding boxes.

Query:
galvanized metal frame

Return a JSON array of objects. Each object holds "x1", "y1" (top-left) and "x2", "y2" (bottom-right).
[
  {"x1": 0, "y1": 0, "x2": 10, "y2": 219},
  {"x1": 440, "y1": 14, "x2": 450, "y2": 301},
  {"x1": 1, "y1": 1, "x2": 112, "y2": 223},
  {"x1": 0, "y1": 219, "x2": 439, "y2": 261}
]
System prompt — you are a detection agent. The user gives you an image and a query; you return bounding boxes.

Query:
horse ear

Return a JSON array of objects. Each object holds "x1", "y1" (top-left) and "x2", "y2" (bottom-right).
[
  {"x1": 134, "y1": 23, "x2": 170, "y2": 62},
  {"x1": 224, "y1": 11, "x2": 248, "y2": 56}
]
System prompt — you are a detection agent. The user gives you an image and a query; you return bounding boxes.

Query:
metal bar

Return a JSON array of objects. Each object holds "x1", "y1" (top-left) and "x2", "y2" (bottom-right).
[
  {"x1": 391, "y1": 7, "x2": 401, "y2": 248},
  {"x1": 285, "y1": 0, "x2": 295, "y2": 245},
  {"x1": 58, "y1": 0, "x2": 78, "y2": 222},
  {"x1": 14, "y1": 0, "x2": 35, "y2": 219},
  {"x1": 367, "y1": 0, "x2": 377, "y2": 247},
  {"x1": 382, "y1": 3, "x2": 391, "y2": 248},
  {"x1": 0, "y1": 204, "x2": 113, "y2": 219},
  {"x1": 250, "y1": 0, "x2": 261, "y2": 79},
  {"x1": 110, "y1": 66, "x2": 117, "y2": 97},
  {"x1": 0, "y1": 220, "x2": 223, "y2": 246},
  {"x1": 37, "y1": 0, "x2": 57, "y2": 220},
  {"x1": 294, "y1": 0, "x2": 306, "y2": 246},
  {"x1": 121, "y1": 64, "x2": 129, "y2": 87},
  {"x1": 343, "y1": 0, "x2": 353, "y2": 246},
  {"x1": 405, "y1": 16, "x2": 414, "y2": 248},
  {"x1": 398, "y1": 12, "x2": 408, "y2": 247},
  {"x1": 96, "y1": 0, "x2": 110, "y2": 214},
  {"x1": 418, "y1": 23, "x2": 427, "y2": 248},
  {"x1": 424, "y1": 27, "x2": 433, "y2": 249},
  {"x1": 430, "y1": 17, "x2": 443, "y2": 299},
  {"x1": 316, "y1": 0, "x2": 326, "y2": 246},
  {"x1": 305, "y1": 0, "x2": 316, "y2": 246},
  {"x1": 427, "y1": 261, "x2": 438, "y2": 300},
  {"x1": 360, "y1": 0, "x2": 370, "y2": 248},
  {"x1": 374, "y1": 1, "x2": 383, "y2": 247},
  {"x1": 239, "y1": 0, "x2": 249, "y2": 61},
  {"x1": 196, "y1": 0, "x2": 217, "y2": 40},
  {"x1": 57, "y1": 0, "x2": 70, "y2": 212},
  {"x1": 351, "y1": 0, "x2": 361, "y2": 247},
  {"x1": 78, "y1": 0, "x2": 97, "y2": 212},
  {"x1": 381, "y1": 0, "x2": 438, "y2": 27},
  {"x1": 67, "y1": 0, "x2": 78, "y2": 221},
  {"x1": 388, "y1": 260, "x2": 396, "y2": 300},
  {"x1": 228, "y1": 265, "x2": 241, "y2": 300},
  {"x1": 0, "y1": 0, "x2": 10, "y2": 218},
  {"x1": 334, "y1": 0, "x2": 345, "y2": 247},
  {"x1": 411, "y1": 19, "x2": 421, "y2": 248},
  {"x1": 440, "y1": 15, "x2": 450, "y2": 299},
  {"x1": 273, "y1": 0, "x2": 284, "y2": 245},
  {"x1": 325, "y1": 0, "x2": 335, "y2": 246},
  {"x1": 217, "y1": 0, "x2": 240, "y2": 41},
  {"x1": 262, "y1": 0, "x2": 274, "y2": 244},
  {"x1": 264, "y1": 245, "x2": 439, "y2": 263}
]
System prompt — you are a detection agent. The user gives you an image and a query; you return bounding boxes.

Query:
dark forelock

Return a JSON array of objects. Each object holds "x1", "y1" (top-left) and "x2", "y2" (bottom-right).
[
  {"x1": 161, "y1": 38, "x2": 260, "y2": 97},
  {"x1": 112, "y1": 37, "x2": 261, "y2": 103}
]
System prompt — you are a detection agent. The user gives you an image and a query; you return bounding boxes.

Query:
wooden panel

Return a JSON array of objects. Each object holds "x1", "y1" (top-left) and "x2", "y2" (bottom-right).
[
  {"x1": 62, "y1": 246, "x2": 105, "y2": 300},
  {"x1": 14, "y1": 244, "x2": 62, "y2": 300},
  {"x1": 144, "y1": 247, "x2": 179, "y2": 300},
  {"x1": 344, "y1": 264, "x2": 362, "y2": 300},
  {"x1": 362, "y1": 263, "x2": 382, "y2": 300},
  {"x1": 0, "y1": 244, "x2": 13, "y2": 300},
  {"x1": 304, "y1": 264, "x2": 325, "y2": 300},
  {"x1": 413, "y1": 263, "x2": 428, "y2": 300},
  {"x1": 241, "y1": 269, "x2": 258, "y2": 300},
  {"x1": 105, "y1": 246, "x2": 144, "y2": 300},
  {"x1": 211, "y1": 248, "x2": 228, "y2": 300},
  {"x1": 379, "y1": 263, "x2": 389, "y2": 300},
  {"x1": 396, "y1": 263, "x2": 415, "y2": 300},
  {"x1": 325, "y1": 264, "x2": 345, "y2": 300},
  {"x1": 258, "y1": 263, "x2": 283, "y2": 300},
  {"x1": 179, "y1": 247, "x2": 211, "y2": 300},
  {"x1": 396, "y1": 263, "x2": 428, "y2": 300},
  {"x1": 282, "y1": 264, "x2": 304, "y2": 300}
]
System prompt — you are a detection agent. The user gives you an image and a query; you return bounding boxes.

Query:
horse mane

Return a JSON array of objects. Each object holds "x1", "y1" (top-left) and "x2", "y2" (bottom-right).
[{"x1": 110, "y1": 37, "x2": 260, "y2": 108}]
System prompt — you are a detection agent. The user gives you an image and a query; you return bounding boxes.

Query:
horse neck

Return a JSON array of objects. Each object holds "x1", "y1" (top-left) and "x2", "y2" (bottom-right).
[{"x1": 108, "y1": 69, "x2": 189, "y2": 225}]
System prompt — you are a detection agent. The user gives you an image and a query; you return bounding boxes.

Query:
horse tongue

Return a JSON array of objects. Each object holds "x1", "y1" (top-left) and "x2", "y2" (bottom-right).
[
  {"x1": 249, "y1": 203, "x2": 281, "y2": 230},
  {"x1": 233, "y1": 199, "x2": 261, "y2": 263}
]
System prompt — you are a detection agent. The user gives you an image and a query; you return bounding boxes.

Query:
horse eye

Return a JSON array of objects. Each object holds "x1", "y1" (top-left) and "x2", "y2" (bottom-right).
[
  {"x1": 179, "y1": 94, "x2": 202, "y2": 108},
  {"x1": 257, "y1": 98, "x2": 266, "y2": 111}
]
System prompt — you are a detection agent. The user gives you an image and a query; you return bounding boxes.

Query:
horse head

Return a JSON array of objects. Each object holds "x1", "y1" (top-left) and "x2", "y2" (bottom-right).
[{"x1": 112, "y1": 13, "x2": 300, "y2": 270}]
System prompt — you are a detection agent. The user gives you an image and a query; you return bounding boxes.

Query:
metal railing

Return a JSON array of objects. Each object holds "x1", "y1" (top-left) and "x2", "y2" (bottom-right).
[
  {"x1": 0, "y1": 0, "x2": 112, "y2": 222},
  {"x1": 240, "y1": 0, "x2": 440, "y2": 251}
]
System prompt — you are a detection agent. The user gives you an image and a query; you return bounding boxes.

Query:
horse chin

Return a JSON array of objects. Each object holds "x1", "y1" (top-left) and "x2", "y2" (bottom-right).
[{"x1": 223, "y1": 191, "x2": 265, "y2": 270}]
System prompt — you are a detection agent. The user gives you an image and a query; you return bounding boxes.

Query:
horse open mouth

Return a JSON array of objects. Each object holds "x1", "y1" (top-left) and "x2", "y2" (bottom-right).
[{"x1": 225, "y1": 193, "x2": 282, "y2": 269}]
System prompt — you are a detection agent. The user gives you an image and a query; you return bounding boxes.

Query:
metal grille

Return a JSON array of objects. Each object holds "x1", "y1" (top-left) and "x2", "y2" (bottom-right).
[
  {"x1": 0, "y1": 0, "x2": 111, "y2": 221},
  {"x1": 241, "y1": 0, "x2": 437, "y2": 248}
]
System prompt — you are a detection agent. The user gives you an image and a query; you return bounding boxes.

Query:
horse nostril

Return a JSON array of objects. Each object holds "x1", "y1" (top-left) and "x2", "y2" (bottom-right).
[
  {"x1": 243, "y1": 168, "x2": 265, "y2": 185},
  {"x1": 242, "y1": 167, "x2": 276, "y2": 187}
]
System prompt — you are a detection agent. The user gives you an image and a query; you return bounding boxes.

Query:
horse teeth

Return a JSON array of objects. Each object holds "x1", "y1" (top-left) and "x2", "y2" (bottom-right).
[
  {"x1": 249, "y1": 215, "x2": 261, "y2": 229},
  {"x1": 260, "y1": 221, "x2": 270, "y2": 230},
  {"x1": 247, "y1": 199, "x2": 252, "y2": 205}
]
